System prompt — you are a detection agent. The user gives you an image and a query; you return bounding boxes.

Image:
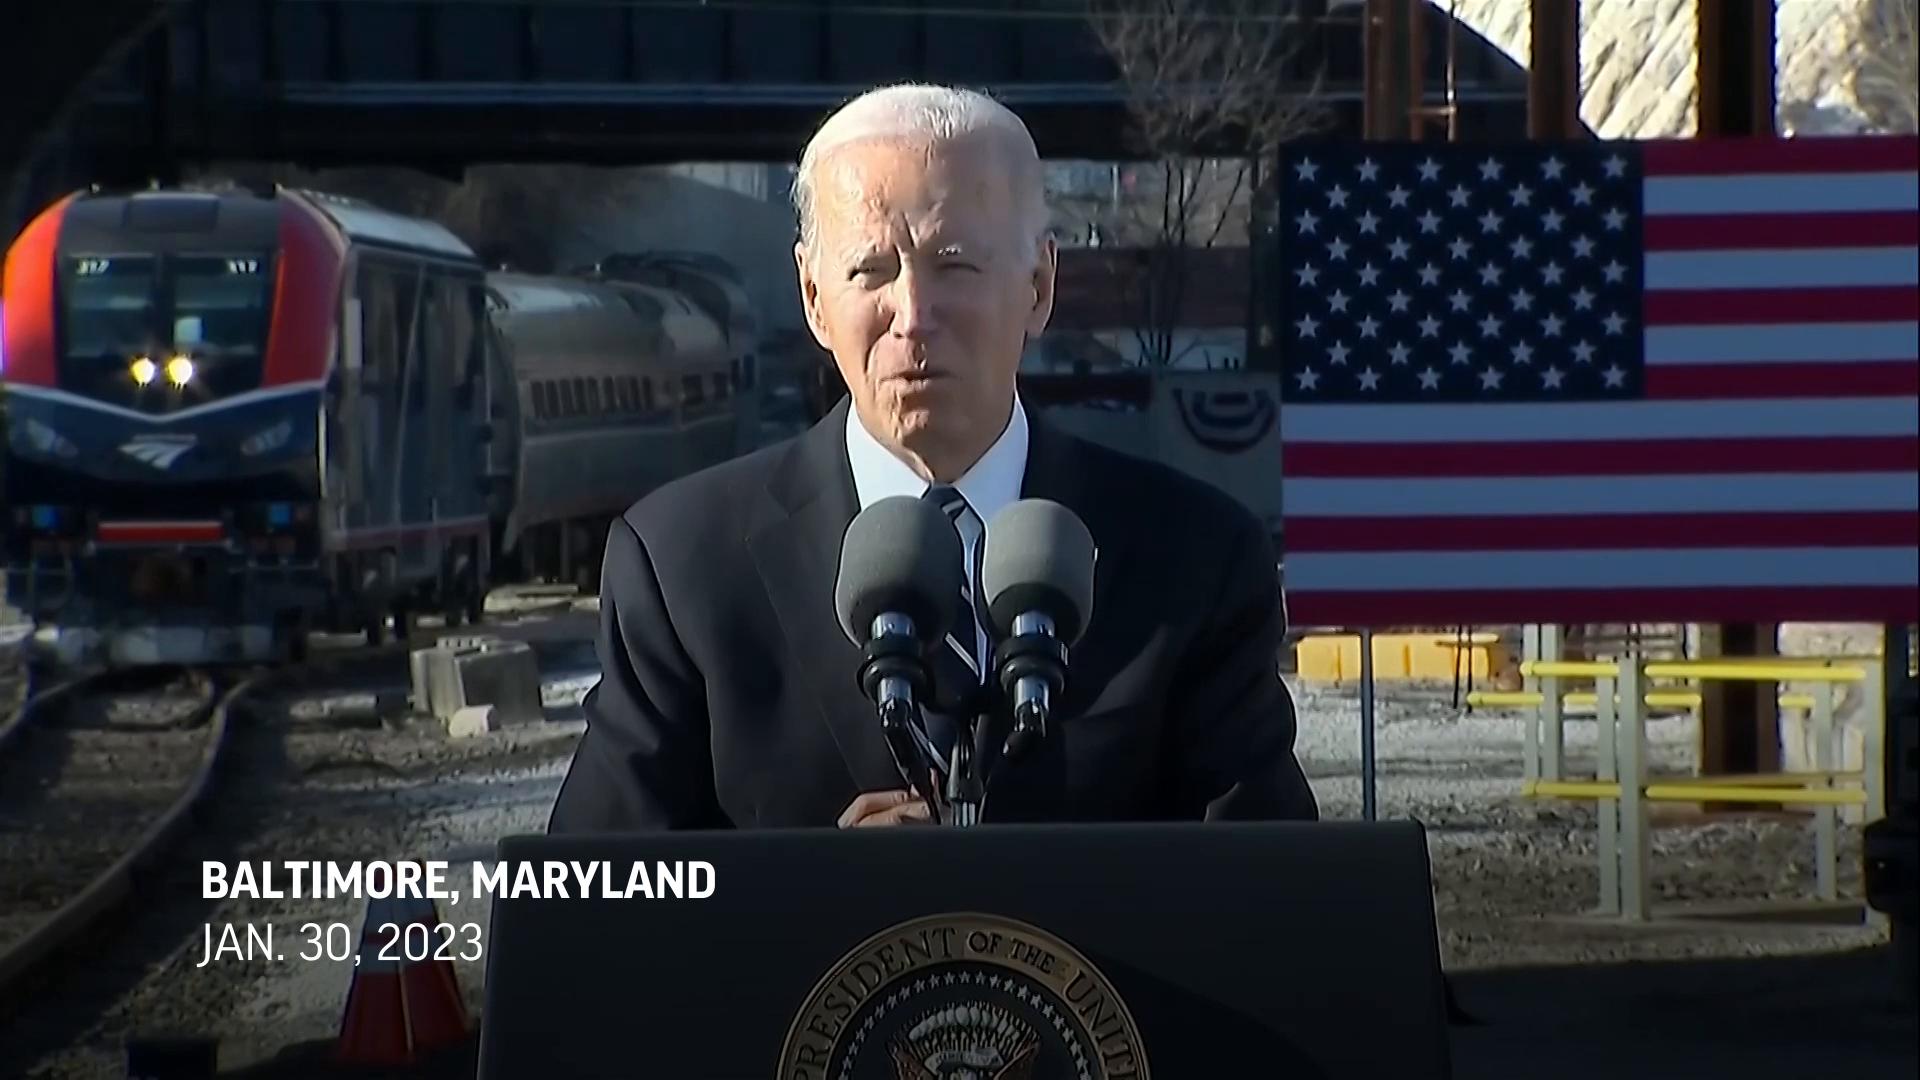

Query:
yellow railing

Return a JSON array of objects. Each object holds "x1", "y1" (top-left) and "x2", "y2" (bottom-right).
[
  {"x1": 1468, "y1": 689, "x2": 1818, "y2": 711},
  {"x1": 1502, "y1": 647, "x2": 1888, "y2": 922},
  {"x1": 1523, "y1": 779, "x2": 1866, "y2": 806}
]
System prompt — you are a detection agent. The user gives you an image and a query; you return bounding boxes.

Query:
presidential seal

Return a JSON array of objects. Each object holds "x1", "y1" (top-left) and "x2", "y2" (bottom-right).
[{"x1": 778, "y1": 912, "x2": 1148, "y2": 1080}]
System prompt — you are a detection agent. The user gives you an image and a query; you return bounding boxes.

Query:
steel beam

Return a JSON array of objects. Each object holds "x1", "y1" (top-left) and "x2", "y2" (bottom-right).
[
  {"x1": 1364, "y1": 0, "x2": 1417, "y2": 139},
  {"x1": 1694, "y1": 0, "x2": 1780, "y2": 784},
  {"x1": 1528, "y1": 0, "x2": 1581, "y2": 138}
]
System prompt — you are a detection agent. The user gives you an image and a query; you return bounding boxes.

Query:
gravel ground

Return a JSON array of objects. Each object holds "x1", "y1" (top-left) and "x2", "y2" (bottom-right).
[
  {"x1": 0, "y1": 614, "x2": 1894, "y2": 1079},
  {"x1": 0, "y1": 669, "x2": 219, "y2": 954}
]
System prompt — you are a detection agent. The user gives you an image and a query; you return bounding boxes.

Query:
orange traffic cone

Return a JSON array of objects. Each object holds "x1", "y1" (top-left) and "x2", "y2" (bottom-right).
[{"x1": 336, "y1": 889, "x2": 470, "y2": 1065}]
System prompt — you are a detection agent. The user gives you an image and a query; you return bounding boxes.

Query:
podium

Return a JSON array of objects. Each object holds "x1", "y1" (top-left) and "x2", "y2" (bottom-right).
[{"x1": 478, "y1": 821, "x2": 1452, "y2": 1078}]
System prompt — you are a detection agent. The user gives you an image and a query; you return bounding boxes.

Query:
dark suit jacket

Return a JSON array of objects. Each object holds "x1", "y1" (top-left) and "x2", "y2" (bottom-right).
[{"x1": 548, "y1": 396, "x2": 1318, "y2": 830}]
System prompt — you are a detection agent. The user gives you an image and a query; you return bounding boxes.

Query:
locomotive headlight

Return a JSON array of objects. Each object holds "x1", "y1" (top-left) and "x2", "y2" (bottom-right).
[
  {"x1": 165, "y1": 355, "x2": 195, "y2": 387},
  {"x1": 130, "y1": 357, "x2": 157, "y2": 385}
]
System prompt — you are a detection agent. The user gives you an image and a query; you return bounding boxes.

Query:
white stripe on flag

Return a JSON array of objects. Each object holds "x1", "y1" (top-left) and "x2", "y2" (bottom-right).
[
  {"x1": 1643, "y1": 172, "x2": 1920, "y2": 215},
  {"x1": 1644, "y1": 248, "x2": 1920, "y2": 290},
  {"x1": 1285, "y1": 546, "x2": 1920, "y2": 590},
  {"x1": 1645, "y1": 323, "x2": 1919, "y2": 364},
  {"x1": 1281, "y1": 473, "x2": 1919, "y2": 516}
]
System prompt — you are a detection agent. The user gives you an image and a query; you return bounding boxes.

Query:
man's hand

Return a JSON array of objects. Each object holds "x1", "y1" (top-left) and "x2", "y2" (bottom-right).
[{"x1": 837, "y1": 789, "x2": 935, "y2": 828}]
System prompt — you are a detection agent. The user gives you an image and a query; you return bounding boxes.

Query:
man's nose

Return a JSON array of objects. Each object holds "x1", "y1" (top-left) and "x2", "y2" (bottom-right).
[{"x1": 887, "y1": 271, "x2": 938, "y2": 338}]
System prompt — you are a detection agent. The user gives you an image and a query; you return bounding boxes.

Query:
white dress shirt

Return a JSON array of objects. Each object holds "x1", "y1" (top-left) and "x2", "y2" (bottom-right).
[{"x1": 845, "y1": 394, "x2": 1029, "y2": 670}]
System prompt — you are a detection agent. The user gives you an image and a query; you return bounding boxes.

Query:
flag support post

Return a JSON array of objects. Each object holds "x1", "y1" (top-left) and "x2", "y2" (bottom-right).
[{"x1": 1361, "y1": 626, "x2": 1378, "y2": 820}]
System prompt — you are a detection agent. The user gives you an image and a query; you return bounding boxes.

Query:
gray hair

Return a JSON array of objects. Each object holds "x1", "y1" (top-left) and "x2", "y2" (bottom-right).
[{"x1": 791, "y1": 82, "x2": 1051, "y2": 264}]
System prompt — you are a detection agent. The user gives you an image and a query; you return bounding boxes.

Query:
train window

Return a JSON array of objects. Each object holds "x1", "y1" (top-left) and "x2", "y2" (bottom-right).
[
  {"x1": 602, "y1": 376, "x2": 617, "y2": 411},
  {"x1": 171, "y1": 254, "x2": 272, "y2": 357},
  {"x1": 58, "y1": 255, "x2": 158, "y2": 360},
  {"x1": 713, "y1": 372, "x2": 729, "y2": 401},
  {"x1": 642, "y1": 379, "x2": 656, "y2": 411},
  {"x1": 584, "y1": 378, "x2": 600, "y2": 414},
  {"x1": 682, "y1": 374, "x2": 704, "y2": 406},
  {"x1": 560, "y1": 380, "x2": 576, "y2": 416},
  {"x1": 623, "y1": 376, "x2": 640, "y2": 412}
]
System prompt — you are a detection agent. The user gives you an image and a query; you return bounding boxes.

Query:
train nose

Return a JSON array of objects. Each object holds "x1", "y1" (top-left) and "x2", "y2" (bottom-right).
[{"x1": 130, "y1": 554, "x2": 201, "y2": 604}]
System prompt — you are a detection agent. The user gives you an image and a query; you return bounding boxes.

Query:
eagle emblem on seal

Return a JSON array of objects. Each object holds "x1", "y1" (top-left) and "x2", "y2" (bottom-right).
[{"x1": 887, "y1": 1003, "x2": 1041, "y2": 1080}]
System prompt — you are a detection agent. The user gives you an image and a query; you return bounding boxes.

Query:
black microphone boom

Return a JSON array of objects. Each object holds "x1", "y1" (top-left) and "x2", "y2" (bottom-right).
[
  {"x1": 981, "y1": 499, "x2": 1096, "y2": 764},
  {"x1": 833, "y1": 496, "x2": 965, "y2": 812}
]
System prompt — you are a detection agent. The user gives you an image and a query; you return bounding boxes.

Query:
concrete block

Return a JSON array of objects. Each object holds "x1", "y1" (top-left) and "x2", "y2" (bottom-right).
[
  {"x1": 416, "y1": 639, "x2": 543, "y2": 726},
  {"x1": 448, "y1": 705, "x2": 496, "y2": 738},
  {"x1": 413, "y1": 634, "x2": 507, "y2": 713},
  {"x1": 410, "y1": 648, "x2": 436, "y2": 713}
]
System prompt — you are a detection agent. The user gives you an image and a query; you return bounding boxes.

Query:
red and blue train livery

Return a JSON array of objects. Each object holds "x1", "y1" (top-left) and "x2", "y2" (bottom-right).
[{"x1": 2, "y1": 184, "x2": 757, "y2": 666}]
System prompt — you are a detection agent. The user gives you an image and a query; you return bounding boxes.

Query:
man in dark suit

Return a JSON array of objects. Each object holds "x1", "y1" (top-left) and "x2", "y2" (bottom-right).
[{"x1": 548, "y1": 83, "x2": 1317, "y2": 831}]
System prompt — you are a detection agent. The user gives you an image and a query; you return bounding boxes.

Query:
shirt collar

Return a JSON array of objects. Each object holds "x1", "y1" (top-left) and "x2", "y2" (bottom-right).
[{"x1": 844, "y1": 393, "x2": 1029, "y2": 525}]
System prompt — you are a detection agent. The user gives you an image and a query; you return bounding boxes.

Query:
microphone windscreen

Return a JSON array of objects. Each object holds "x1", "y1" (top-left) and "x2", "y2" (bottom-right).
[
  {"x1": 833, "y1": 495, "x2": 963, "y2": 645},
  {"x1": 981, "y1": 499, "x2": 1095, "y2": 645}
]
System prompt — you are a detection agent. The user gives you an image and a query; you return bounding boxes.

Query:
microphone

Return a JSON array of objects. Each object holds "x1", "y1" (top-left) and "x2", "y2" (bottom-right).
[
  {"x1": 834, "y1": 496, "x2": 965, "y2": 802},
  {"x1": 981, "y1": 499, "x2": 1096, "y2": 765}
]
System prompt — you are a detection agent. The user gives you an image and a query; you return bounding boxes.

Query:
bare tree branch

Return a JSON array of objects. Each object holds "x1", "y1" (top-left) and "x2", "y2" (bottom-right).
[{"x1": 1083, "y1": 0, "x2": 1328, "y2": 367}]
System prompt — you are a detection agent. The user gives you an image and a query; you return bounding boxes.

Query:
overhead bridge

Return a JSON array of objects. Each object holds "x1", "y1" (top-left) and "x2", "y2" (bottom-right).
[{"x1": 44, "y1": 0, "x2": 1531, "y2": 178}]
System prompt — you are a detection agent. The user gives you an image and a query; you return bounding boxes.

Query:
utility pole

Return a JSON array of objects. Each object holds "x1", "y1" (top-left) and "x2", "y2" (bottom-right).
[{"x1": 1695, "y1": 0, "x2": 1781, "y2": 781}]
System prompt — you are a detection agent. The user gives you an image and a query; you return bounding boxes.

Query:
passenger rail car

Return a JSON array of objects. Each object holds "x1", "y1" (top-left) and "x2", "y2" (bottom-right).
[
  {"x1": 1, "y1": 184, "x2": 758, "y2": 667},
  {"x1": 489, "y1": 250, "x2": 758, "y2": 591}
]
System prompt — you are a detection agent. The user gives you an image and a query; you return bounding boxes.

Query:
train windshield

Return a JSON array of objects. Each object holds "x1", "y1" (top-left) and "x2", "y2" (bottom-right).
[
  {"x1": 60, "y1": 255, "x2": 159, "y2": 358},
  {"x1": 171, "y1": 254, "x2": 271, "y2": 356},
  {"x1": 59, "y1": 252, "x2": 271, "y2": 361}
]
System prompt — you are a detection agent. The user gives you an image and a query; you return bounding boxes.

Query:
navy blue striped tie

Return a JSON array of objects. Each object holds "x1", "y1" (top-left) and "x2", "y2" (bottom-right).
[{"x1": 921, "y1": 484, "x2": 986, "y2": 756}]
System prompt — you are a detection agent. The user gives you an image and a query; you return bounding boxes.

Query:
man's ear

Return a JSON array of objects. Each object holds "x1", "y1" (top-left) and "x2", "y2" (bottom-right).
[
  {"x1": 795, "y1": 241, "x2": 832, "y2": 350},
  {"x1": 1023, "y1": 233, "x2": 1058, "y2": 339}
]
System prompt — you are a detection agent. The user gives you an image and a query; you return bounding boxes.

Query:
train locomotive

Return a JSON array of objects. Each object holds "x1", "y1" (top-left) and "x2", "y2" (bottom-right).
[{"x1": 1, "y1": 184, "x2": 756, "y2": 667}]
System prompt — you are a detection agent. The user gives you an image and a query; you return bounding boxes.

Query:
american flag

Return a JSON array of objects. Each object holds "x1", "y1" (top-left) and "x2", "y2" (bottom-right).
[{"x1": 1275, "y1": 136, "x2": 1919, "y2": 626}]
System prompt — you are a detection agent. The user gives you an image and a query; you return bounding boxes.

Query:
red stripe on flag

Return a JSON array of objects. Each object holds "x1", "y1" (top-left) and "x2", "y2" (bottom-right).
[
  {"x1": 1643, "y1": 210, "x2": 1920, "y2": 250},
  {"x1": 1647, "y1": 360, "x2": 1920, "y2": 399},
  {"x1": 1283, "y1": 512, "x2": 1920, "y2": 553},
  {"x1": 1280, "y1": 436, "x2": 1917, "y2": 477},
  {"x1": 1642, "y1": 137, "x2": 1920, "y2": 176},
  {"x1": 1286, "y1": 586, "x2": 1920, "y2": 627},
  {"x1": 1643, "y1": 286, "x2": 1917, "y2": 325}
]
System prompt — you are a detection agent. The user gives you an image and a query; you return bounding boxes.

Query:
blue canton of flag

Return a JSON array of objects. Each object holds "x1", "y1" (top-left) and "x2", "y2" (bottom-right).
[{"x1": 1278, "y1": 143, "x2": 1646, "y2": 402}]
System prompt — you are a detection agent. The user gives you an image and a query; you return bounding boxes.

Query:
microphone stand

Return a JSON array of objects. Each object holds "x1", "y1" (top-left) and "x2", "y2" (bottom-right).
[
  {"x1": 858, "y1": 613, "x2": 946, "y2": 824},
  {"x1": 939, "y1": 614, "x2": 1070, "y2": 829},
  {"x1": 944, "y1": 713, "x2": 985, "y2": 827}
]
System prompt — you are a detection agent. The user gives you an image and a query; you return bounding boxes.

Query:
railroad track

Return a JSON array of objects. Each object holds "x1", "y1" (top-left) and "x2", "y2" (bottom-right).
[{"x1": 0, "y1": 664, "x2": 270, "y2": 1004}]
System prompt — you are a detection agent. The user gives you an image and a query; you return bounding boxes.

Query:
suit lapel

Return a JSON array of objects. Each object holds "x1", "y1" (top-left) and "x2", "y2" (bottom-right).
[
  {"x1": 745, "y1": 399, "x2": 903, "y2": 794},
  {"x1": 980, "y1": 409, "x2": 1130, "y2": 820}
]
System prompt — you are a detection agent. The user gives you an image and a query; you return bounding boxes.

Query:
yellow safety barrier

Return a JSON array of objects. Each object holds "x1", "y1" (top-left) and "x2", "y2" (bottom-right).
[
  {"x1": 1518, "y1": 660, "x2": 1622, "y2": 678},
  {"x1": 1293, "y1": 631, "x2": 1511, "y2": 683},
  {"x1": 1643, "y1": 661, "x2": 1867, "y2": 683},
  {"x1": 1505, "y1": 634, "x2": 1887, "y2": 923},
  {"x1": 1524, "y1": 779, "x2": 1865, "y2": 805},
  {"x1": 1468, "y1": 689, "x2": 1819, "y2": 711}
]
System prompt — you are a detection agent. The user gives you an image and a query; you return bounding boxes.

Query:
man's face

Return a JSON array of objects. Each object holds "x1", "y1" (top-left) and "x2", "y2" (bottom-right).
[{"x1": 795, "y1": 134, "x2": 1056, "y2": 468}]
